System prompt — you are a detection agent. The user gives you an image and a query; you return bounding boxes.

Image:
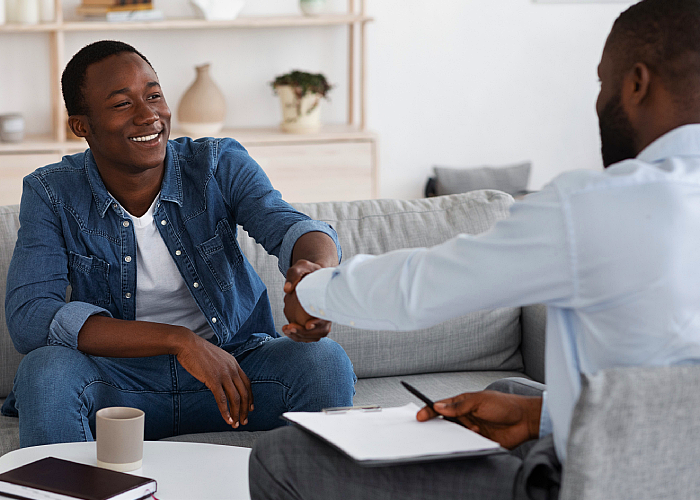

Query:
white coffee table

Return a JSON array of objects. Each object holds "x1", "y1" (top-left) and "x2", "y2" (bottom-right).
[{"x1": 0, "y1": 441, "x2": 251, "y2": 500}]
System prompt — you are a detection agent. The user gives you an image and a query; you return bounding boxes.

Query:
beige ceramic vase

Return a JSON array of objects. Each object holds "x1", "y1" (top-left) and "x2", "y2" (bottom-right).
[{"x1": 178, "y1": 64, "x2": 226, "y2": 138}]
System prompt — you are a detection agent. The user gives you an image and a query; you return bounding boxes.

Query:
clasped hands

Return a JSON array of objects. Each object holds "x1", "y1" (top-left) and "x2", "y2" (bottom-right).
[{"x1": 282, "y1": 259, "x2": 331, "y2": 343}]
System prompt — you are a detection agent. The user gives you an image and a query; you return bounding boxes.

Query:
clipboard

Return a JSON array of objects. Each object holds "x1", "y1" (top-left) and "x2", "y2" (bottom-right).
[{"x1": 282, "y1": 403, "x2": 506, "y2": 467}]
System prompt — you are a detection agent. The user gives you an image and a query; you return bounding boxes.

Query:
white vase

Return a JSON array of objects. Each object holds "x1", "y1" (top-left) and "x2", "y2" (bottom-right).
[
  {"x1": 299, "y1": 0, "x2": 326, "y2": 16},
  {"x1": 38, "y1": 0, "x2": 54, "y2": 22},
  {"x1": 177, "y1": 64, "x2": 227, "y2": 138},
  {"x1": 276, "y1": 85, "x2": 322, "y2": 134},
  {"x1": 15, "y1": 0, "x2": 38, "y2": 24}
]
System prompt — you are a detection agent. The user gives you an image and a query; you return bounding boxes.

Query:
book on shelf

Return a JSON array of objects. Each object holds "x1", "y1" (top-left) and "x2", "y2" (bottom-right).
[
  {"x1": 0, "y1": 457, "x2": 157, "y2": 500},
  {"x1": 77, "y1": 2, "x2": 153, "y2": 16},
  {"x1": 81, "y1": 0, "x2": 152, "y2": 5}
]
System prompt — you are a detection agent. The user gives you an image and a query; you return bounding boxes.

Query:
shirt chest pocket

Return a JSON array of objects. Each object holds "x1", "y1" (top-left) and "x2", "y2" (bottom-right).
[
  {"x1": 197, "y1": 219, "x2": 243, "y2": 292},
  {"x1": 68, "y1": 252, "x2": 111, "y2": 307}
]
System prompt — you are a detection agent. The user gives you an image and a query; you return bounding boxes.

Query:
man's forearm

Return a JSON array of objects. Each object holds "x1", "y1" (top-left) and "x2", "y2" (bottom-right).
[
  {"x1": 291, "y1": 231, "x2": 339, "y2": 268},
  {"x1": 77, "y1": 315, "x2": 196, "y2": 358}
]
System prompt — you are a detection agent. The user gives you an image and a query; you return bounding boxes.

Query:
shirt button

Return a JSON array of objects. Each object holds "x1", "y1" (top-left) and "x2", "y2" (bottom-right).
[
  {"x1": 125, "y1": 293, "x2": 132, "y2": 299},
  {"x1": 193, "y1": 282, "x2": 199, "y2": 288},
  {"x1": 350, "y1": 321, "x2": 355, "y2": 326},
  {"x1": 161, "y1": 220, "x2": 167, "y2": 226},
  {"x1": 122, "y1": 220, "x2": 130, "y2": 227},
  {"x1": 124, "y1": 256, "x2": 132, "y2": 263},
  {"x1": 319, "y1": 309, "x2": 326, "y2": 316},
  {"x1": 309, "y1": 305, "x2": 316, "y2": 312},
  {"x1": 112, "y1": 203, "x2": 118, "y2": 209},
  {"x1": 175, "y1": 250, "x2": 182, "y2": 256},
  {"x1": 211, "y1": 317, "x2": 217, "y2": 323}
]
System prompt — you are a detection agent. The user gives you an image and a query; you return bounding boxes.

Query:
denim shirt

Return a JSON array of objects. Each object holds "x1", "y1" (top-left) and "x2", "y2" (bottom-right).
[{"x1": 4, "y1": 137, "x2": 340, "y2": 356}]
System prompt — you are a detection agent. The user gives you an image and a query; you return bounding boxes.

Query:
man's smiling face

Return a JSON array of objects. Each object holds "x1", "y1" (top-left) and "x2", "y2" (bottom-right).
[{"x1": 80, "y1": 51, "x2": 171, "y2": 175}]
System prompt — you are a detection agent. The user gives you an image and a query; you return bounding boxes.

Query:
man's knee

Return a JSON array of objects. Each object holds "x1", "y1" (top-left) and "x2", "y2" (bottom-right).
[
  {"x1": 14, "y1": 346, "x2": 93, "y2": 401},
  {"x1": 485, "y1": 377, "x2": 546, "y2": 397},
  {"x1": 250, "y1": 427, "x2": 299, "y2": 500}
]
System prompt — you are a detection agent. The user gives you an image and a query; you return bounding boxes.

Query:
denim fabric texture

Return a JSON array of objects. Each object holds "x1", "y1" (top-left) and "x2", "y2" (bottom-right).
[
  {"x1": 5, "y1": 137, "x2": 340, "y2": 354},
  {"x1": 13, "y1": 337, "x2": 355, "y2": 447},
  {"x1": 3, "y1": 137, "x2": 352, "y2": 446}
]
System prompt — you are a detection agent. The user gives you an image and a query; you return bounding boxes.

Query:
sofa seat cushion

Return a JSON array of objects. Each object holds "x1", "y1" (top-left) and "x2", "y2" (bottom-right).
[
  {"x1": 238, "y1": 191, "x2": 525, "y2": 379},
  {"x1": 353, "y1": 370, "x2": 530, "y2": 407}
]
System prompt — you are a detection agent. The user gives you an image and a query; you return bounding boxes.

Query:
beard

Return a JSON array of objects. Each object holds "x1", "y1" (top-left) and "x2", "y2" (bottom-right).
[{"x1": 598, "y1": 93, "x2": 638, "y2": 168}]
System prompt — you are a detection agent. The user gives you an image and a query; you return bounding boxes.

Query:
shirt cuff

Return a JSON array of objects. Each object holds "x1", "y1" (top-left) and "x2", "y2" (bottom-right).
[
  {"x1": 48, "y1": 302, "x2": 112, "y2": 350},
  {"x1": 278, "y1": 220, "x2": 341, "y2": 276},
  {"x1": 296, "y1": 267, "x2": 336, "y2": 320},
  {"x1": 539, "y1": 390, "x2": 553, "y2": 438}
]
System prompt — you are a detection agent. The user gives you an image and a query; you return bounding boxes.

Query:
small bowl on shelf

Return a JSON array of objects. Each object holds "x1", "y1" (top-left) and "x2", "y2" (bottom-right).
[{"x1": 190, "y1": 0, "x2": 245, "y2": 21}]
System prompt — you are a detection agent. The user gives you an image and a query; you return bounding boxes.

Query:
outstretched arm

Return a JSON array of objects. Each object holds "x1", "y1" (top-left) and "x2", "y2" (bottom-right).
[
  {"x1": 417, "y1": 390, "x2": 542, "y2": 450},
  {"x1": 282, "y1": 231, "x2": 339, "y2": 342}
]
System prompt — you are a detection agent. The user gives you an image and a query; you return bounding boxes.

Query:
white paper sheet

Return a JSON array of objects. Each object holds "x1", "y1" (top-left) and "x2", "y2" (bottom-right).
[{"x1": 283, "y1": 403, "x2": 503, "y2": 465}]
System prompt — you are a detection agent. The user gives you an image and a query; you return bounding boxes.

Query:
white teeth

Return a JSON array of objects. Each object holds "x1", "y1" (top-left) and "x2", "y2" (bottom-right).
[{"x1": 130, "y1": 133, "x2": 159, "y2": 142}]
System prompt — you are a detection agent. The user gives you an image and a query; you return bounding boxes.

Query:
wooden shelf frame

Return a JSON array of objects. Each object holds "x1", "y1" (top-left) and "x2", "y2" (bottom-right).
[{"x1": 0, "y1": 0, "x2": 373, "y2": 151}]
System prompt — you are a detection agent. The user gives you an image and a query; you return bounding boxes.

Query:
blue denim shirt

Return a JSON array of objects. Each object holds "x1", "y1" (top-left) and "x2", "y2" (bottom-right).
[{"x1": 5, "y1": 137, "x2": 341, "y2": 356}]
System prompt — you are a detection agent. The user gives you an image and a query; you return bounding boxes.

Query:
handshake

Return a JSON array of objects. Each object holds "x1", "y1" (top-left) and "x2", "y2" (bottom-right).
[{"x1": 282, "y1": 259, "x2": 331, "y2": 343}]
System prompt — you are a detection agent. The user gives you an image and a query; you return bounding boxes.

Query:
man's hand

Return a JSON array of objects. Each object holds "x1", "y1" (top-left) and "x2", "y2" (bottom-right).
[
  {"x1": 416, "y1": 390, "x2": 542, "y2": 449},
  {"x1": 174, "y1": 332, "x2": 253, "y2": 428},
  {"x1": 282, "y1": 259, "x2": 332, "y2": 342}
]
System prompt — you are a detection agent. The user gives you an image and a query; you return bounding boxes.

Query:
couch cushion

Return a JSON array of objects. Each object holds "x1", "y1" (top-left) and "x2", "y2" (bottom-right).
[
  {"x1": 238, "y1": 191, "x2": 525, "y2": 379},
  {"x1": 0, "y1": 205, "x2": 22, "y2": 399}
]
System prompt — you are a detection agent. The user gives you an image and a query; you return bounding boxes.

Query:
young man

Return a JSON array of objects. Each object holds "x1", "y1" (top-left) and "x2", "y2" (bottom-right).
[
  {"x1": 3, "y1": 41, "x2": 355, "y2": 447},
  {"x1": 250, "y1": 0, "x2": 700, "y2": 498}
]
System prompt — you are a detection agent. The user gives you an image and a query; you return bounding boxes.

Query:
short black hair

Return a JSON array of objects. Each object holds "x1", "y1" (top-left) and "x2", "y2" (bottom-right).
[
  {"x1": 61, "y1": 40, "x2": 153, "y2": 116},
  {"x1": 608, "y1": 0, "x2": 700, "y2": 99}
]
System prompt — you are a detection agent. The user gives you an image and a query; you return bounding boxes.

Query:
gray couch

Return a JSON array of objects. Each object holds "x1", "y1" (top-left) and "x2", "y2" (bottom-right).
[{"x1": 0, "y1": 190, "x2": 546, "y2": 455}]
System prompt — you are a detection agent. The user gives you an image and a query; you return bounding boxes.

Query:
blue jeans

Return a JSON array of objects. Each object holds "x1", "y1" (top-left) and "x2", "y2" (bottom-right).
[{"x1": 11, "y1": 337, "x2": 356, "y2": 447}]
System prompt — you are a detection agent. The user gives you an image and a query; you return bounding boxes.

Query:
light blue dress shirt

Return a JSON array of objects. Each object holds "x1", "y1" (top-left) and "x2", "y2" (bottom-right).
[{"x1": 296, "y1": 124, "x2": 700, "y2": 462}]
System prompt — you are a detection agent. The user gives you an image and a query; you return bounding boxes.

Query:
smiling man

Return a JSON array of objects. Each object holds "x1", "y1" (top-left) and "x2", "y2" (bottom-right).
[
  {"x1": 250, "y1": 0, "x2": 700, "y2": 499},
  {"x1": 3, "y1": 40, "x2": 355, "y2": 447}
]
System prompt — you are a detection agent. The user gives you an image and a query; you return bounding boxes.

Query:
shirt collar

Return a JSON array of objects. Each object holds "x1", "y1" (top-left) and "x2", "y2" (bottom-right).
[
  {"x1": 84, "y1": 140, "x2": 183, "y2": 218},
  {"x1": 637, "y1": 124, "x2": 700, "y2": 164}
]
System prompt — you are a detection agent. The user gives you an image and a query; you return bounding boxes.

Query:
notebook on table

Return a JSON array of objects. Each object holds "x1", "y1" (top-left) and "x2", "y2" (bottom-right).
[{"x1": 0, "y1": 456, "x2": 157, "y2": 500}]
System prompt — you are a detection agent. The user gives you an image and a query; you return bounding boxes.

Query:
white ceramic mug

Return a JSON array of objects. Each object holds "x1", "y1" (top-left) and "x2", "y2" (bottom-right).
[{"x1": 96, "y1": 407, "x2": 145, "y2": 472}]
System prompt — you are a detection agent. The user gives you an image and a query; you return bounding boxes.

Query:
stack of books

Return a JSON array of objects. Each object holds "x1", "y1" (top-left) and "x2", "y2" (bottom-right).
[{"x1": 76, "y1": 0, "x2": 164, "y2": 21}]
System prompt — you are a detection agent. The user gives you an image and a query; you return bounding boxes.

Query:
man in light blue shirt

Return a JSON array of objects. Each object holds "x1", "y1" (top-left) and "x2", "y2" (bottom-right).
[{"x1": 249, "y1": 0, "x2": 700, "y2": 498}]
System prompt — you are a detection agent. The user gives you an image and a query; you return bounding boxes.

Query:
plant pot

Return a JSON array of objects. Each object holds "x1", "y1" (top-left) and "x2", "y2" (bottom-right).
[
  {"x1": 276, "y1": 85, "x2": 322, "y2": 134},
  {"x1": 177, "y1": 63, "x2": 226, "y2": 138},
  {"x1": 299, "y1": 0, "x2": 326, "y2": 16}
]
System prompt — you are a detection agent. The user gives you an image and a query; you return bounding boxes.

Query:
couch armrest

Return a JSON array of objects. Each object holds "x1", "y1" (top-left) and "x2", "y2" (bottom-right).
[{"x1": 520, "y1": 304, "x2": 546, "y2": 383}]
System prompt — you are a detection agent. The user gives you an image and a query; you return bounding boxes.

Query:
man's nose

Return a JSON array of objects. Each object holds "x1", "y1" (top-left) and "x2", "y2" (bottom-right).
[{"x1": 134, "y1": 100, "x2": 158, "y2": 125}]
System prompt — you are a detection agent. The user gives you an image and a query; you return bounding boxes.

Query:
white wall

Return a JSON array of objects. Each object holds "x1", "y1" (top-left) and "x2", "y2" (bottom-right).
[{"x1": 0, "y1": 0, "x2": 633, "y2": 199}]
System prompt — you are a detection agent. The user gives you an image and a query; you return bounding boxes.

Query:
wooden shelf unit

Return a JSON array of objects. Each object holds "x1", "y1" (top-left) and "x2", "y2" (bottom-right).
[{"x1": 0, "y1": 1, "x2": 378, "y2": 204}]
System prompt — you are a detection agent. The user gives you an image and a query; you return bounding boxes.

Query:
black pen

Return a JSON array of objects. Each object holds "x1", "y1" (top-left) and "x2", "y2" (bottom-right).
[{"x1": 400, "y1": 380, "x2": 470, "y2": 429}]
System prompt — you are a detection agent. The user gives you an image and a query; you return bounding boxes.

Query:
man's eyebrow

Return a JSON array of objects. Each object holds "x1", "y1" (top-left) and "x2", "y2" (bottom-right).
[{"x1": 105, "y1": 81, "x2": 161, "y2": 100}]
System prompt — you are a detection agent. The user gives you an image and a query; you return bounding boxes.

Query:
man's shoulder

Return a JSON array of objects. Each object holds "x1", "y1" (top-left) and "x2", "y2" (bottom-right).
[
  {"x1": 168, "y1": 136, "x2": 248, "y2": 160},
  {"x1": 25, "y1": 151, "x2": 89, "y2": 194}
]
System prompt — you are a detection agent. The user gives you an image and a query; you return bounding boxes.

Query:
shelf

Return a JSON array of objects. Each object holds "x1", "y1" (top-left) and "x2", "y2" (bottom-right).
[
  {"x1": 0, "y1": 14, "x2": 373, "y2": 33},
  {"x1": 0, "y1": 125, "x2": 376, "y2": 155}
]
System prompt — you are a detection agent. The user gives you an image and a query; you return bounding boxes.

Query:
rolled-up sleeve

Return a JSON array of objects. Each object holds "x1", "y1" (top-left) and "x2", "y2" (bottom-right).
[{"x1": 278, "y1": 220, "x2": 340, "y2": 276}]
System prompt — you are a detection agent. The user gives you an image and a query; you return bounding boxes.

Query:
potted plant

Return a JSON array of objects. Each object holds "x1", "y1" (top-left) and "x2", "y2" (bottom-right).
[{"x1": 271, "y1": 70, "x2": 332, "y2": 133}]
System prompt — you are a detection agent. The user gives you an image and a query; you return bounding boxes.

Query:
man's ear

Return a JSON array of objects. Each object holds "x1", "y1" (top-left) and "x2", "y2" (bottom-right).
[
  {"x1": 622, "y1": 62, "x2": 652, "y2": 107},
  {"x1": 68, "y1": 115, "x2": 90, "y2": 138}
]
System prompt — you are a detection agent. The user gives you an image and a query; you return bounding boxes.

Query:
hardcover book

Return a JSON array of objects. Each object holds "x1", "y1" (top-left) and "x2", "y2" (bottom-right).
[{"x1": 0, "y1": 457, "x2": 157, "y2": 500}]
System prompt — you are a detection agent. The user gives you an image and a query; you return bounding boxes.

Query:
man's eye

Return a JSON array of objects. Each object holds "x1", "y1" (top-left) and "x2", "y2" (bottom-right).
[
  {"x1": 114, "y1": 102, "x2": 129, "y2": 108},
  {"x1": 148, "y1": 94, "x2": 162, "y2": 100}
]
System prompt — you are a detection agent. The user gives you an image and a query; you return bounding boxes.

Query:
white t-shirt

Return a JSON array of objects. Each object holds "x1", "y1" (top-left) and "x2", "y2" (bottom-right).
[{"x1": 125, "y1": 196, "x2": 216, "y2": 340}]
